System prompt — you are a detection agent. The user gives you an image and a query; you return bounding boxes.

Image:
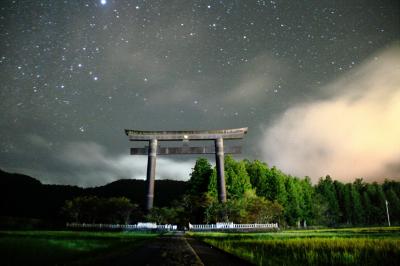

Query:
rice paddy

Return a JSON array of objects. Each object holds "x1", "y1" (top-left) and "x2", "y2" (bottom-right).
[
  {"x1": 0, "y1": 230, "x2": 158, "y2": 265},
  {"x1": 188, "y1": 227, "x2": 400, "y2": 266}
]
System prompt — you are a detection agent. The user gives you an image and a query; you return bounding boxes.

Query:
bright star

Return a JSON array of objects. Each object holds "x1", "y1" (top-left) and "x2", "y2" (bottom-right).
[{"x1": 100, "y1": 0, "x2": 107, "y2": 5}]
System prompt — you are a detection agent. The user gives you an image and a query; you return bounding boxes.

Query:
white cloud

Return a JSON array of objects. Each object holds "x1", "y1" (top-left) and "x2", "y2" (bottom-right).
[
  {"x1": 261, "y1": 45, "x2": 400, "y2": 182},
  {"x1": 59, "y1": 141, "x2": 194, "y2": 187}
]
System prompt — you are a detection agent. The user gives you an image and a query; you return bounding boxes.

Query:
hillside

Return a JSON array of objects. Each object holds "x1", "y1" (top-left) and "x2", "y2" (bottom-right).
[{"x1": 0, "y1": 169, "x2": 187, "y2": 226}]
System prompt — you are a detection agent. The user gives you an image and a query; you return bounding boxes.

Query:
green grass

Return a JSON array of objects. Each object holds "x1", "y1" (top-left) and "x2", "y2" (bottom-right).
[
  {"x1": 0, "y1": 230, "x2": 158, "y2": 265},
  {"x1": 188, "y1": 227, "x2": 400, "y2": 266}
]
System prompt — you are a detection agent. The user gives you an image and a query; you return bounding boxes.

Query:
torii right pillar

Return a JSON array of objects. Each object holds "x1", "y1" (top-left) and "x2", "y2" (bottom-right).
[{"x1": 215, "y1": 137, "x2": 227, "y2": 202}]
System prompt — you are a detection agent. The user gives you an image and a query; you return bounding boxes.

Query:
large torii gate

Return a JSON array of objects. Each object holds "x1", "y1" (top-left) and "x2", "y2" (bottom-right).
[{"x1": 124, "y1": 128, "x2": 248, "y2": 211}]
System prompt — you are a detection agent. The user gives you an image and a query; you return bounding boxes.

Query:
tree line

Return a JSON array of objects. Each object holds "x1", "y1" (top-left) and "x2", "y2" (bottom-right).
[
  {"x1": 62, "y1": 196, "x2": 139, "y2": 224},
  {"x1": 63, "y1": 156, "x2": 400, "y2": 227}
]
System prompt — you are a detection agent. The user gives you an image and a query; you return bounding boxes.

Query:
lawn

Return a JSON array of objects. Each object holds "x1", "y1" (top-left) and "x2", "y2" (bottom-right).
[
  {"x1": 188, "y1": 227, "x2": 400, "y2": 266},
  {"x1": 0, "y1": 230, "x2": 158, "y2": 265}
]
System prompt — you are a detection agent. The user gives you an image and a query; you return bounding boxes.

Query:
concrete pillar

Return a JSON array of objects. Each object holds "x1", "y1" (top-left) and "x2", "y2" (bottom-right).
[
  {"x1": 146, "y1": 139, "x2": 157, "y2": 211},
  {"x1": 215, "y1": 137, "x2": 227, "y2": 202}
]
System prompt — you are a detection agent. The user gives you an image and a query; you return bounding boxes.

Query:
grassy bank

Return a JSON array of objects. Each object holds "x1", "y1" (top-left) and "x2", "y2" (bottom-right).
[
  {"x1": 0, "y1": 230, "x2": 158, "y2": 265},
  {"x1": 188, "y1": 227, "x2": 400, "y2": 266}
]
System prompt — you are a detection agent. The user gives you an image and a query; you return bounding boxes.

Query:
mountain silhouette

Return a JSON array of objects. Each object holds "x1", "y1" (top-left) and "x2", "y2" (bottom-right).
[{"x1": 0, "y1": 169, "x2": 188, "y2": 228}]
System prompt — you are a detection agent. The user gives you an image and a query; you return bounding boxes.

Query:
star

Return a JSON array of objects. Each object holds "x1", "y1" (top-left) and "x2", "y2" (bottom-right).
[{"x1": 1, "y1": 0, "x2": 398, "y2": 187}]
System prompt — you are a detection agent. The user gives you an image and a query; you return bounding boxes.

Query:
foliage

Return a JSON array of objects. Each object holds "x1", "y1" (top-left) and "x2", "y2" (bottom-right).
[
  {"x1": 179, "y1": 193, "x2": 212, "y2": 224},
  {"x1": 208, "y1": 155, "x2": 253, "y2": 199},
  {"x1": 181, "y1": 157, "x2": 400, "y2": 227},
  {"x1": 188, "y1": 157, "x2": 213, "y2": 194},
  {"x1": 240, "y1": 191, "x2": 284, "y2": 224},
  {"x1": 62, "y1": 196, "x2": 137, "y2": 224},
  {"x1": 316, "y1": 176, "x2": 340, "y2": 226},
  {"x1": 204, "y1": 190, "x2": 283, "y2": 224},
  {"x1": 58, "y1": 157, "x2": 399, "y2": 227},
  {"x1": 145, "y1": 206, "x2": 184, "y2": 225}
]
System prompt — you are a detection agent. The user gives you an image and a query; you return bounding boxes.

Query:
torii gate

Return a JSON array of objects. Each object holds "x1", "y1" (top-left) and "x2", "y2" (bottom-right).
[{"x1": 124, "y1": 128, "x2": 248, "y2": 211}]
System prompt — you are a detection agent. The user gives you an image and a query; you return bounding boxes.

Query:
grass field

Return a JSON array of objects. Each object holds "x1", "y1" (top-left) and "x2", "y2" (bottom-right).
[
  {"x1": 188, "y1": 227, "x2": 400, "y2": 266},
  {"x1": 0, "y1": 230, "x2": 158, "y2": 265}
]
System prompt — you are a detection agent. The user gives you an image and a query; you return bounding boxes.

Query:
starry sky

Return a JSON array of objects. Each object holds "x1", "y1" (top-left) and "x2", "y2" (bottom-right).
[{"x1": 0, "y1": 0, "x2": 399, "y2": 186}]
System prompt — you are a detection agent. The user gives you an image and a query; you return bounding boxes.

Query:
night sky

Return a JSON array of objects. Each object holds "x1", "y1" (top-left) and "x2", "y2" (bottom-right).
[{"x1": 0, "y1": 0, "x2": 399, "y2": 186}]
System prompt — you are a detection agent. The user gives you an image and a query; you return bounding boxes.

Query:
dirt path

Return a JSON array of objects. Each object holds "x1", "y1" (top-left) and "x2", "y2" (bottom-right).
[{"x1": 75, "y1": 232, "x2": 253, "y2": 266}]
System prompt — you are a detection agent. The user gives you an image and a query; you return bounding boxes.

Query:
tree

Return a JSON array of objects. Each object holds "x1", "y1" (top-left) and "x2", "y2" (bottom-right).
[
  {"x1": 188, "y1": 158, "x2": 213, "y2": 194},
  {"x1": 145, "y1": 206, "x2": 183, "y2": 224},
  {"x1": 383, "y1": 180, "x2": 400, "y2": 199},
  {"x1": 204, "y1": 200, "x2": 242, "y2": 223},
  {"x1": 362, "y1": 190, "x2": 373, "y2": 224},
  {"x1": 62, "y1": 198, "x2": 80, "y2": 223},
  {"x1": 105, "y1": 197, "x2": 136, "y2": 224},
  {"x1": 224, "y1": 156, "x2": 252, "y2": 198},
  {"x1": 310, "y1": 193, "x2": 329, "y2": 225},
  {"x1": 185, "y1": 158, "x2": 214, "y2": 224},
  {"x1": 315, "y1": 176, "x2": 340, "y2": 226},
  {"x1": 245, "y1": 160, "x2": 268, "y2": 196},
  {"x1": 299, "y1": 177, "x2": 314, "y2": 225},
  {"x1": 180, "y1": 193, "x2": 211, "y2": 224},
  {"x1": 204, "y1": 190, "x2": 284, "y2": 224},
  {"x1": 350, "y1": 185, "x2": 364, "y2": 225},
  {"x1": 241, "y1": 190, "x2": 284, "y2": 224},
  {"x1": 284, "y1": 178, "x2": 302, "y2": 226},
  {"x1": 343, "y1": 184, "x2": 352, "y2": 224},
  {"x1": 245, "y1": 160, "x2": 288, "y2": 205},
  {"x1": 334, "y1": 180, "x2": 346, "y2": 223},
  {"x1": 62, "y1": 195, "x2": 100, "y2": 223},
  {"x1": 155, "y1": 156, "x2": 400, "y2": 227},
  {"x1": 267, "y1": 167, "x2": 288, "y2": 206},
  {"x1": 367, "y1": 183, "x2": 387, "y2": 224},
  {"x1": 385, "y1": 189, "x2": 400, "y2": 225},
  {"x1": 62, "y1": 196, "x2": 136, "y2": 224},
  {"x1": 208, "y1": 156, "x2": 252, "y2": 199}
]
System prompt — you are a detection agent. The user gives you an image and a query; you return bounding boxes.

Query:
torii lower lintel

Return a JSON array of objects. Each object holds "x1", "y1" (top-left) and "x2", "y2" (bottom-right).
[{"x1": 125, "y1": 128, "x2": 248, "y2": 211}]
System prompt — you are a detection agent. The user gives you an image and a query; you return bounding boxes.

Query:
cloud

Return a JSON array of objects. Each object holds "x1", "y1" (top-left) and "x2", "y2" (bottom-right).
[
  {"x1": 26, "y1": 134, "x2": 53, "y2": 149},
  {"x1": 58, "y1": 142, "x2": 194, "y2": 187},
  {"x1": 225, "y1": 54, "x2": 283, "y2": 104},
  {"x1": 261, "y1": 45, "x2": 400, "y2": 182},
  {"x1": 148, "y1": 79, "x2": 201, "y2": 105},
  {"x1": 141, "y1": 52, "x2": 285, "y2": 108}
]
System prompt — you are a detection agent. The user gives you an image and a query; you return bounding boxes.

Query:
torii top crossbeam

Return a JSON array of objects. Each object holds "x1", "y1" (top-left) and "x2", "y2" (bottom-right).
[{"x1": 124, "y1": 127, "x2": 248, "y2": 141}]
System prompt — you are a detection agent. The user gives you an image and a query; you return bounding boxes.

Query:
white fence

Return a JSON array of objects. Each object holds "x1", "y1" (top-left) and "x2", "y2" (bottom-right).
[
  {"x1": 189, "y1": 222, "x2": 278, "y2": 231},
  {"x1": 66, "y1": 222, "x2": 177, "y2": 231},
  {"x1": 67, "y1": 222, "x2": 278, "y2": 231}
]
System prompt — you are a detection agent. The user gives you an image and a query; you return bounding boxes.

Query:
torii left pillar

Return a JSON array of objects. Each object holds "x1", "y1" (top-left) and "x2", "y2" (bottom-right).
[
  {"x1": 145, "y1": 139, "x2": 157, "y2": 210},
  {"x1": 215, "y1": 138, "x2": 227, "y2": 203}
]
